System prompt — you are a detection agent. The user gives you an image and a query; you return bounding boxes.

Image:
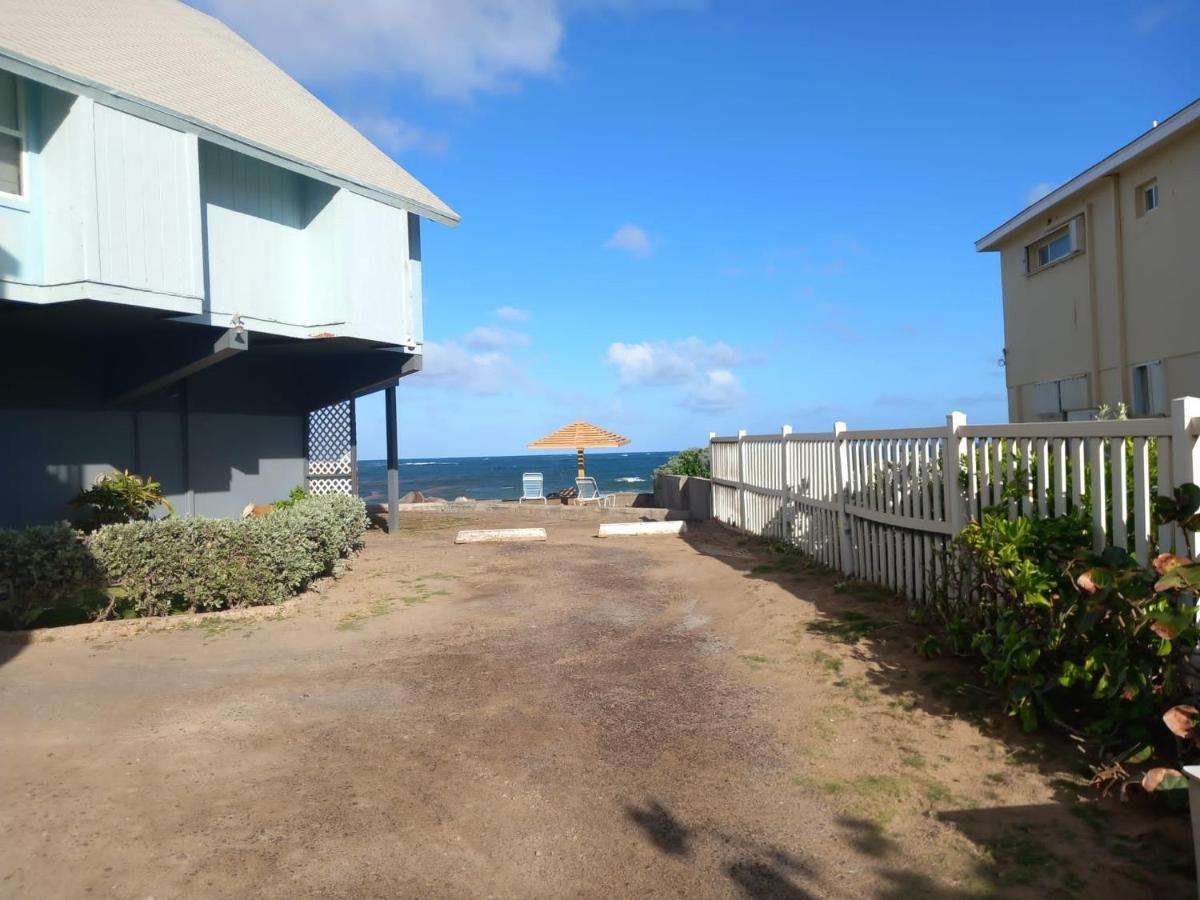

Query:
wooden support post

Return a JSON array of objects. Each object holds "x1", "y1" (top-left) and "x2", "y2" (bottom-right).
[
  {"x1": 781, "y1": 425, "x2": 792, "y2": 543},
  {"x1": 385, "y1": 384, "x2": 399, "y2": 536},
  {"x1": 736, "y1": 429, "x2": 747, "y2": 531},
  {"x1": 708, "y1": 432, "x2": 717, "y2": 523},
  {"x1": 945, "y1": 411, "x2": 968, "y2": 537},
  {"x1": 577, "y1": 447, "x2": 585, "y2": 480},
  {"x1": 1171, "y1": 397, "x2": 1200, "y2": 558},
  {"x1": 833, "y1": 421, "x2": 852, "y2": 576}
]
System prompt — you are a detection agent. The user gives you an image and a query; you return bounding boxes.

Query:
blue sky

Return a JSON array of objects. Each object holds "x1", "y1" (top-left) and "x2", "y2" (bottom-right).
[{"x1": 197, "y1": 0, "x2": 1199, "y2": 459}]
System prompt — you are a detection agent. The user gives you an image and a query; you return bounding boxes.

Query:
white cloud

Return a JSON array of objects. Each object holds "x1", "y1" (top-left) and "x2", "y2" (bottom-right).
[
  {"x1": 197, "y1": 0, "x2": 697, "y2": 100},
  {"x1": 418, "y1": 341, "x2": 524, "y2": 394},
  {"x1": 351, "y1": 115, "x2": 451, "y2": 157},
  {"x1": 495, "y1": 305, "x2": 530, "y2": 322},
  {"x1": 462, "y1": 325, "x2": 510, "y2": 349},
  {"x1": 606, "y1": 338, "x2": 749, "y2": 411},
  {"x1": 604, "y1": 224, "x2": 654, "y2": 258},
  {"x1": 606, "y1": 338, "x2": 742, "y2": 386},
  {"x1": 687, "y1": 369, "x2": 746, "y2": 411},
  {"x1": 1024, "y1": 181, "x2": 1056, "y2": 206}
]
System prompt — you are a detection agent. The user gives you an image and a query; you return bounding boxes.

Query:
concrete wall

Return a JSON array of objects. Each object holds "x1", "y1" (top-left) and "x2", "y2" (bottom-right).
[
  {"x1": 653, "y1": 474, "x2": 712, "y2": 522},
  {"x1": 0, "y1": 408, "x2": 304, "y2": 527},
  {"x1": 995, "y1": 124, "x2": 1200, "y2": 420}
]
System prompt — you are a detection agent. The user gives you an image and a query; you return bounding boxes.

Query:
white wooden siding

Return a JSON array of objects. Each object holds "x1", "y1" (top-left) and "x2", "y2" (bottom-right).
[
  {"x1": 710, "y1": 400, "x2": 1200, "y2": 603},
  {"x1": 200, "y1": 140, "x2": 307, "y2": 324},
  {"x1": 94, "y1": 104, "x2": 198, "y2": 296},
  {"x1": 202, "y1": 141, "x2": 416, "y2": 345}
]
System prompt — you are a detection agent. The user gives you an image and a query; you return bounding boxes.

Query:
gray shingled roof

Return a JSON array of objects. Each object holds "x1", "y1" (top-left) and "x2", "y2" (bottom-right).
[{"x1": 0, "y1": 0, "x2": 459, "y2": 224}]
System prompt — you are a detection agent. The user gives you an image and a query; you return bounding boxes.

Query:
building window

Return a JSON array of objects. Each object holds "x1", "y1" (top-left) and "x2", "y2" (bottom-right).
[
  {"x1": 0, "y1": 70, "x2": 23, "y2": 197},
  {"x1": 1130, "y1": 360, "x2": 1166, "y2": 417},
  {"x1": 1026, "y1": 217, "x2": 1083, "y2": 273},
  {"x1": 1136, "y1": 179, "x2": 1159, "y2": 217}
]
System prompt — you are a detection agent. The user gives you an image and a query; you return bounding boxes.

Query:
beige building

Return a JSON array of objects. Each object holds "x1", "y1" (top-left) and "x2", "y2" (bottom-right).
[{"x1": 977, "y1": 97, "x2": 1200, "y2": 421}]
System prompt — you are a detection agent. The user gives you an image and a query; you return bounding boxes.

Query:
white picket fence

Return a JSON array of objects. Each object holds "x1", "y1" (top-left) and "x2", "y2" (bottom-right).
[{"x1": 710, "y1": 397, "x2": 1200, "y2": 600}]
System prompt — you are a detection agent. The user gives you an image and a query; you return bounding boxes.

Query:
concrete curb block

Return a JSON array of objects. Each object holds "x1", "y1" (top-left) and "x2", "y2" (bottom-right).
[
  {"x1": 454, "y1": 528, "x2": 548, "y2": 544},
  {"x1": 597, "y1": 521, "x2": 688, "y2": 538}
]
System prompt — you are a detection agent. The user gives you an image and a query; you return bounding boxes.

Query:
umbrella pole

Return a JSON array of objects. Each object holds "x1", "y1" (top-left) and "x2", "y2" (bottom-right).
[{"x1": 576, "y1": 447, "x2": 585, "y2": 480}]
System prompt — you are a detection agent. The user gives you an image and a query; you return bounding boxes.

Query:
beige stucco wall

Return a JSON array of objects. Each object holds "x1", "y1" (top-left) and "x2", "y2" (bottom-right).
[{"x1": 994, "y1": 125, "x2": 1200, "y2": 420}]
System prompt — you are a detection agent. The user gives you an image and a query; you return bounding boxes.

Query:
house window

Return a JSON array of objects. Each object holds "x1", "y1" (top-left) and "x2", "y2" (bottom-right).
[
  {"x1": 1130, "y1": 360, "x2": 1166, "y2": 417},
  {"x1": 0, "y1": 70, "x2": 23, "y2": 197},
  {"x1": 1136, "y1": 179, "x2": 1159, "y2": 217},
  {"x1": 1026, "y1": 217, "x2": 1083, "y2": 273}
]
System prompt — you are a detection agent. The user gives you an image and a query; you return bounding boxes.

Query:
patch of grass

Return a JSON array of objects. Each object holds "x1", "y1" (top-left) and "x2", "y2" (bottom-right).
[
  {"x1": 805, "y1": 611, "x2": 893, "y2": 644},
  {"x1": 833, "y1": 581, "x2": 897, "y2": 603},
  {"x1": 986, "y1": 772, "x2": 1009, "y2": 784},
  {"x1": 833, "y1": 675, "x2": 876, "y2": 703},
  {"x1": 1067, "y1": 803, "x2": 1110, "y2": 834},
  {"x1": 980, "y1": 826, "x2": 1056, "y2": 887},
  {"x1": 750, "y1": 563, "x2": 776, "y2": 575},
  {"x1": 792, "y1": 773, "x2": 908, "y2": 825},
  {"x1": 923, "y1": 781, "x2": 952, "y2": 804},
  {"x1": 337, "y1": 599, "x2": 395, "y2": 631},
  {"x1": 811, "y1": 650, "x2": 843, "y2": 675},
  {"x1": 900, "y1": 752, "x2": 926, "y2": 770},
  {"x1": 740, "y1": 653, "x2": 770, "y2": 670}
]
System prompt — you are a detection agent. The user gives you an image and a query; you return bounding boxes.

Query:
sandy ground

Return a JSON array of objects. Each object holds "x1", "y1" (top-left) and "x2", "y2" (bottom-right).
[{"x1": 0, "y1": 506, "x2": 1193, "y2": 898}]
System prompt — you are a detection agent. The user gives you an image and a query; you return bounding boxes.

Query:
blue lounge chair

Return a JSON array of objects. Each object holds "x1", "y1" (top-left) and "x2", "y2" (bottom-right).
[
  {"x1": 575, "y1": 476, "x2": 615, "y2": 508},
  {"x1": 520, "y1": 472, "x2": 547, "y2": 504}
]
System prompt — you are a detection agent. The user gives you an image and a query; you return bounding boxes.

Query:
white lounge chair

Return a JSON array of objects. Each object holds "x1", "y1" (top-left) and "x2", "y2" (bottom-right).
[
  {"x1": 575, "y1": 477, "x2": 615, "y2": 508},
  {"x1": 520, "y1": 472, "x2": 547, "y2": 504}
]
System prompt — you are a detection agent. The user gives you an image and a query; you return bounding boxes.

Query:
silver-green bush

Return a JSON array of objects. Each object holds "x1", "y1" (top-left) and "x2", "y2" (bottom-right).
[
  {"x1": 0, "y1": 523, "x2": 106, "y2": 629},
  {"x1": 86, "y1": 494, "x2": 370, "y2": 618}
]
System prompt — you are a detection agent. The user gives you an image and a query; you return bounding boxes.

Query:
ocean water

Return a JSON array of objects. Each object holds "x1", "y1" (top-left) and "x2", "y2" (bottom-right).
[{"x1": 357, "y1": 451, "x2": 676, "y2": 503}]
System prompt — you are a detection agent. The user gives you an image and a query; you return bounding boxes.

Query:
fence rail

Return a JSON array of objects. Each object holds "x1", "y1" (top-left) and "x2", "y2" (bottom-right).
[{"x1": 709, "y1": 397, "x2": 1200, "y2": 601}]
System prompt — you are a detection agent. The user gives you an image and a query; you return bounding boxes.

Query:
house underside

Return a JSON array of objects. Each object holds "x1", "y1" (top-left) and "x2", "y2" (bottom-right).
[{"x1": 0, "y1": 299, "x2": 415, "y2": 527}]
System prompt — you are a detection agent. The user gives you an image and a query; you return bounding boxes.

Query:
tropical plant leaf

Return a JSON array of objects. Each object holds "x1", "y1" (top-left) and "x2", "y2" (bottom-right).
[
  {"x1": 1163, "y1": 705, "x2": 1200, "y2": 740},
  {"x1": 1142, "y1": 767, "x2": 1188, "y2": 792}
]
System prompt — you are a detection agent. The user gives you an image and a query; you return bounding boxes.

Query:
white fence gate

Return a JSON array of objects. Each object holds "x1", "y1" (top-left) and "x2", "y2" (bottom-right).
[{"x1": 710, "y1": 398, "x2": 1200, "y2": 600}]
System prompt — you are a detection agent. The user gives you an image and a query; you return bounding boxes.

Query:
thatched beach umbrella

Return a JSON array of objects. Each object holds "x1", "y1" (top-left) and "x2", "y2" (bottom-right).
[{"x1": 528, "y1": 420, "x2": 631, "y2": 480}]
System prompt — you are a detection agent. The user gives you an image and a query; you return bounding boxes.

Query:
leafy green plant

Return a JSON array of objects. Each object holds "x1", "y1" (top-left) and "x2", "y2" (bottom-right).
[
  {"x1": 71, "y1": 470, "x2": 173, "y2": 528},
  {"x1": 654, "y1": 447, "x2": 711, "y2": 479},
  {"x1": 0, "y1": 523, "x2": 107, "y2": 629},
  {"x1": 924, "y1": 485, "x2": 1200, "y2": 790},
  {"x1": 272, "y1": 485, "x2": 309, "y2": 511}
]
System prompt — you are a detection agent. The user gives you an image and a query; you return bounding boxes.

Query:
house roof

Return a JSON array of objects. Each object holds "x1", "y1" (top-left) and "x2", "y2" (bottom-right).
[
  {"x1": 975, "y1": 96, "x2": 1200, "y2": 252},
  {"x1": 0, "y1": 0, "x2": 459, "y2": 225},
  {"x1": 528, "y1": 421, "x2": 632, "y2": 450}
]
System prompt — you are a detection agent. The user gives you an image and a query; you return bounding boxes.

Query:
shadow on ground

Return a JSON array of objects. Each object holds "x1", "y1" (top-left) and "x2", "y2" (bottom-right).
[
  {"x1": 676, "y1": 521, "x2": 1196, "y2": 896},
  {"x1": 625, "y1": 792, "x2": 1194, "y2": 898}
]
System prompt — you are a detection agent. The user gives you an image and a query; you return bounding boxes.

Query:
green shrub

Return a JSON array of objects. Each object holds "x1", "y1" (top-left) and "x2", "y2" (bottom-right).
[
  {"x1": 0, "y1": 523, "x2": 107, "y2": 629},
  {"x1": 72, "y1": 469, "x2": 174, "y2": 528},
  {"x1": 925, "y1": 489, "x2": 1200, "y2": 783},
  {"x1": 655, "y1": 447, "x2": 711, "y2": 479},
  {"x1": 86, "y1": 494, "x2": 369, "y2": 618},
  {"x1": 272, "y1": 485, "x2": 309, "y2": 511}
]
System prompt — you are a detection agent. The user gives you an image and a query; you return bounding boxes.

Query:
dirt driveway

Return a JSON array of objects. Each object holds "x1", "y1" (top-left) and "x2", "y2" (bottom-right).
[{"x1": 0, "y1": 507, "x2": 1192, "y2": 898}]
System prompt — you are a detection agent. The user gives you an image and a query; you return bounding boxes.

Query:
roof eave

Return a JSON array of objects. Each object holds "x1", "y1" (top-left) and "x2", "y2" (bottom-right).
[
  {"x1": 0, "y1": 49, "x2": 461, "y2": 227},
  {"x1": 975, "y1": 95, "x2": 1200, "y2": 253}
]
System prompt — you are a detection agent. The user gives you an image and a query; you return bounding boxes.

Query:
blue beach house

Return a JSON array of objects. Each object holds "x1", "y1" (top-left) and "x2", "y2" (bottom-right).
[{"x1": 0, "y1": 0, "x2": 458, "y2": 526}]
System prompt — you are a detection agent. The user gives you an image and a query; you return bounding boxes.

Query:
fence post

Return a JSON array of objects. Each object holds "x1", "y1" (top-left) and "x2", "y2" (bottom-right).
[
  {"x1": 737, "y1": 429, "x2": 747, "y2": 531},
  {"x1": 945, "y1": 411, "x2": 968, "y2": 537},
  {"x1": 781, "y1": 425, "x2": 792, "y2": 542},
  {"x1": 1171, "y1": 397, "x2": 1200, "y2": 558},
  {"x1": 833, "y1": 421, "x2": 852, "y2": 576},
  {"x1": 707, "y1": 432, "x2": 716, "y2": 523}
]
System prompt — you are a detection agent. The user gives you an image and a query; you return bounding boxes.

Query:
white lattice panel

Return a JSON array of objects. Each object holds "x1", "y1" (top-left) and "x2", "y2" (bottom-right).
[{"x1": 307, "y1": 400, "x2": 355, "y2": 496}]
